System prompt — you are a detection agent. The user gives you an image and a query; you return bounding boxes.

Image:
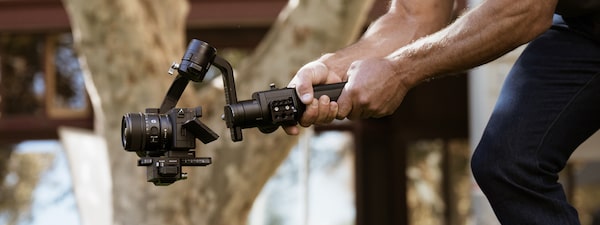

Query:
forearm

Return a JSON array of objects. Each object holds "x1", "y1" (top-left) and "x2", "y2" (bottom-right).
[
  {"x1": 319, "y1": 0, "x2": 455, "y2": 76},
  {"x1": 388, "y1": 0, "x2": 557, "y2": 87}
]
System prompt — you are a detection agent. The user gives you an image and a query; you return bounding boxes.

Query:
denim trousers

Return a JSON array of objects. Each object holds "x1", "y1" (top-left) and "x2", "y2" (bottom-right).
[{"x1": 471, "y1": 16, "x2": 600, "y2": 225}]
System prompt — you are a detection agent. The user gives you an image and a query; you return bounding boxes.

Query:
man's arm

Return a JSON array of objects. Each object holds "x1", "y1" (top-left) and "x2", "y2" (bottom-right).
[
  {"x1": 335, "y1": 0, "x2": 558, "y2": 119},
  {"x1": 285, "y1": 0, "x2": 455, "y2": 134},
  {"x1": 320, "y1": 0, "x2": 456, "y2": 77},
  {"x1": 390, "y1": 0, "x2": 557, "y2": 88}
]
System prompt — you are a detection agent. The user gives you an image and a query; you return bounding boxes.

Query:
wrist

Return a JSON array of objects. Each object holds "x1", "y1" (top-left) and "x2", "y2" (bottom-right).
[{"x1": 385, "y1": 54, "x2": 422, "y2": 89}]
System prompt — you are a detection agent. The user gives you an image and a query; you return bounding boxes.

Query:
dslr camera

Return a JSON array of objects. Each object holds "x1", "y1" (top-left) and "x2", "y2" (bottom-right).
[{"x1": 121, "y1": 39, "x2": 344, "y2": 185}]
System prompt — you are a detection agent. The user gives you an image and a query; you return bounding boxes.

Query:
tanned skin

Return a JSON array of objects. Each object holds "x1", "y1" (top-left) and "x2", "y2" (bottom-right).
[{"x1": 285, "y1": 0, "x2": 557, "y2": 135}]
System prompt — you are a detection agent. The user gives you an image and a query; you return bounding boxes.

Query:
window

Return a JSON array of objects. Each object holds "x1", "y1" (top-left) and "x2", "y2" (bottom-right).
[
  {"x1": 0, "y1": 33, "x2": 92, "y2": 142},
  {"x1": 248, "y1": 131, "x2": 356, "y2": 225}
]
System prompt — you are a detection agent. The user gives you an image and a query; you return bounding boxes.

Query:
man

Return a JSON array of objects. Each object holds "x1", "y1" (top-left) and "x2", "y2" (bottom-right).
[{"x1": 284, "y1": 0, "x2": 600, "y2": 224}]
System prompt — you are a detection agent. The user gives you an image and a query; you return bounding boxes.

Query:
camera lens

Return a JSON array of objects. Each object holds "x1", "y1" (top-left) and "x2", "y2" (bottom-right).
[
  {"x1": 122, "y1": 113, "x2": 142, "y2": 151},
  {"x1": 121, "y1": 113, "x2": 173, "y2": 152}
]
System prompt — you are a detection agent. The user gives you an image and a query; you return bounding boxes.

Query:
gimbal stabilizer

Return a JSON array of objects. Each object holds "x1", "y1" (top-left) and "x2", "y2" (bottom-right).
[{"x1": 121, "y1": 39, "x2": 344, "y2": 185}]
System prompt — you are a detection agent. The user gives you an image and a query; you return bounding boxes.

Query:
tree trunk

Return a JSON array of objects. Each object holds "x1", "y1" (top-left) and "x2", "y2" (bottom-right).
[{"x1": 61, "y1": 0, "x2": 373, "y2": 224}]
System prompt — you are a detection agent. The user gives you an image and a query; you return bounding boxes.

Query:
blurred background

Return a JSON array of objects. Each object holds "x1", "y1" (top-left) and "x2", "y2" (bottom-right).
[{"x1": 1, "y1": 0, "x2": 600, "y2": 225}]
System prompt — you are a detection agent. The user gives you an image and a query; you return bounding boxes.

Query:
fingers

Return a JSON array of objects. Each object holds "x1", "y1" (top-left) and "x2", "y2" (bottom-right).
[
  {"x1": 336, "y1": 85, "x2": 352, "y2": 120},
  {"x1": 336, "y1": 60, "x2": 375, "y2": 120},
  {"x1": 299, "y1": 99, "x2": 319, "y2": 127},
  {"x1": 315, "y1": 95, "x2": 338, "y2": 125},
  {"x1": 283, "y1": 125, "x2": 300, "y2": 135},
  {"x1": 299, "y1": 95, "x2": 338, "y2": 127},
  {"x1": 288, "y1": 61, "x2": 329, "y2": 104},
  {"x1": 336, "y1": 61, "x2": 357, "y2": 120},
  {"x1": 284, "y1": 57, "x2": 348, "y2": 135},
  {"x1": 324, "y1": 99, "x2": 339, "y2": 124},
  {"x1": 282, "y1": 95, "x2": 338, "y2": 135}
]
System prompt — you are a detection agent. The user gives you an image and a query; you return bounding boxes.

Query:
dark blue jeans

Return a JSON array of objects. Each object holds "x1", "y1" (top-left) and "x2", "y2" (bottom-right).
[{"x1": 471, "y1": 16, "x2": 600, "y2": 224}]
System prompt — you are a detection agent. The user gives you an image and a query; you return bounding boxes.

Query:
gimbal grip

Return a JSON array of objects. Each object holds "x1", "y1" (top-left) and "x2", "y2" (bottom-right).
[
  {"x1": 312, "y1": 82, "x2": 345, "y2": 102},
  {"x1": 223, "y1": 82, "x2": 347, "y2": 142}
]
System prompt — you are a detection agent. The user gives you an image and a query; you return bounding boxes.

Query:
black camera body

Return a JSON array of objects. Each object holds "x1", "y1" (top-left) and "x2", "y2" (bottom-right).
[
  {"x1": 121, "y1": 106, "x2": 218, "y2": 185},
  {"x1": 122, "y1": 107, "x2": 217, "y2": 154},
  {"x1": 121, "y1": 39, "x2": 344, "y2": 185},
  {"x1": 121, "y1": 40, "x2": 222, "y2": 186}
]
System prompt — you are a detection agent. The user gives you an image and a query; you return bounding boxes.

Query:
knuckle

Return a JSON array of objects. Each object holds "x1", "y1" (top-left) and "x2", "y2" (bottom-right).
[
  {"x1": 356, "y1": 95, "x2": 371, "y2": 108},
  {"x1": 299, "y1": 116, "x2": 315, "y2": 127}
]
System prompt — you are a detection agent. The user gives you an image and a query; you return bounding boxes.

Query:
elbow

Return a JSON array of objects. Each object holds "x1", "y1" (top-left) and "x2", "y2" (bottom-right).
[{"x1": 387, "y1": 0, "x2": 455, "y2": 28}]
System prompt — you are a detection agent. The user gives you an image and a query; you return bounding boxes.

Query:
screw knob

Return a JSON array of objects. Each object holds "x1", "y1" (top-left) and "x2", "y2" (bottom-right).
[{"x1": 168, "y1": 62, "x2": 180, "y2": 75}]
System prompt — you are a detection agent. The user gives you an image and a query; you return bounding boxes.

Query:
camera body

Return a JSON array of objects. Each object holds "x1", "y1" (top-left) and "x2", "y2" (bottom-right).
[
  {"x1": 122, "y1": 107, "x2": 206, "y2": 154},
  {"x1": 121, "y1": 106, "x2": 216, "y2": 185},
  {"x1": 120, "y1": 39, "x2": 221, "y2": 186}
]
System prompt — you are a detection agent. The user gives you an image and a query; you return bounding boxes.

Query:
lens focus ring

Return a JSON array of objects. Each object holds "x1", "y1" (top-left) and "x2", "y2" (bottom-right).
[
  {"x1": 122, "y1": 113, "x2": 144, "y2": 151},
  {"x1": 121, "y1": 113, "x2": 173, "y2": 153}
]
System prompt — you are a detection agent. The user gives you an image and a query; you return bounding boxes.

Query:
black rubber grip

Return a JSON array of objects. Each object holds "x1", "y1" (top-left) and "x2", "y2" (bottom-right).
[{"x1": 312, "y1": 82, "x2": 346, "y2": 101}]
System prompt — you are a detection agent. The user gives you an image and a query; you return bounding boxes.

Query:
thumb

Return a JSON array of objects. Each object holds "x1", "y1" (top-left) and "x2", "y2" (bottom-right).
[{"x1": 289, "y1": 61, "x2": 329, "y2": 104}]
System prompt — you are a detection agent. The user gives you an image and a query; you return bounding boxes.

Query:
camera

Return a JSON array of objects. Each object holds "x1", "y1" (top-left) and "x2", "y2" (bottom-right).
[
  {"x1": 121, "y1": 106, "x2": 216, "y2": 186},
  {"x1": 122, "y1": 107, "x2": 218, "y2": 154},
  {"x1": 120, "y1": 39, "x2": 223, "y2": 186},
  {"x1": 121, "y1": 39, "x2": 345, "y2": 185}
]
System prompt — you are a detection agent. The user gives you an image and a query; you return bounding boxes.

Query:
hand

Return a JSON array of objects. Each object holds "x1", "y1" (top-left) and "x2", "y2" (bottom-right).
[
  {"x1": 337, "y1": 58, "x2": 409, "y2": 120},
  {"x1": 284, "y1": 60, "x2": 344, "y2": 135},
  {"x1": 283, "y1": 57, "x2": 410, "y2": 135}
]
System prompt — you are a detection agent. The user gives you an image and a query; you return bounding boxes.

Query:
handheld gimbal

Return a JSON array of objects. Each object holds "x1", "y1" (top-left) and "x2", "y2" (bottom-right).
[{"x1": 121, "y1": 39, "x2": 344, "y2": 185}]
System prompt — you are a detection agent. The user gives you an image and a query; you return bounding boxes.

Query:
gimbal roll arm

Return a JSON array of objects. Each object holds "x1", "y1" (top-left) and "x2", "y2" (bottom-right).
[
  {"x1": 212, "y1": 56, "x2": 244, "y2": 142},
  {"x1": 156, "y1": 39, "x2": 243, "y2": 142}
]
